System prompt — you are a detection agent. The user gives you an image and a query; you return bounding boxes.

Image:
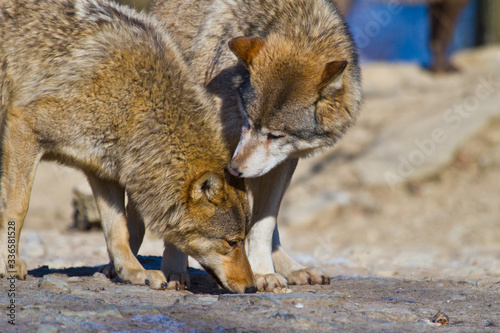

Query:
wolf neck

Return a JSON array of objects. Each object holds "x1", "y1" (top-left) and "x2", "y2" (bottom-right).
[
  {"x1": 121, "y1": 117, "x2": 227, "y2": 238},
  {"x1": 218, "y1": 0, "x2": 344, "y2": 46}
]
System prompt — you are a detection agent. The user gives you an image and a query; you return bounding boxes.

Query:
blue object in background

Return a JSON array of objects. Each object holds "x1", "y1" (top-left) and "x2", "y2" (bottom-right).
[{"x1": 345, "y1": 0, "x2": 478, "y2": 67}]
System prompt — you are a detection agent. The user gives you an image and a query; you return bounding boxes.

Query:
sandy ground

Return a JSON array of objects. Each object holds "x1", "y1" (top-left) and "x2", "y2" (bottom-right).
[{"x1": 1, "y1": 47, "x2": 500, "y2": 332}]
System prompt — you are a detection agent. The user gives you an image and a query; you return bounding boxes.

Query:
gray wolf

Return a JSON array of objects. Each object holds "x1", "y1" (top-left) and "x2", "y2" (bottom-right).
[
  {"x1": 0, "y1": 0, "x2": 256, "y2": 293},
  {"x1": 151, "y1": 0, "x2": 362, "y2": 291}
]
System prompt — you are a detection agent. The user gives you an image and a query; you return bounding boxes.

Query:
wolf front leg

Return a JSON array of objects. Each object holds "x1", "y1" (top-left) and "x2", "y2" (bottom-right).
[
  {"x1": 100, "y1": 201, "x2": 189, "y2": 290},
  {"x1": 0, "y1": 114, "x2": 43, "y2": 279},
  {"x1": 246, "y1": 158, "x2": 331, "y2": 291},
  {"x1": 245, "y1": 158, "x2": 310, "y2": 291},
  {"x1": 245, "y1": 160, "x2": 297, "y2": 291},
  {"x1": 86, "y1": 175, "x2": 167, "y2": 289}
]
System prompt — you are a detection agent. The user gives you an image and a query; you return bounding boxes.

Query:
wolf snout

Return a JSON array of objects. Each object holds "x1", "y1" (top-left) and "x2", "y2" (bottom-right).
[{"x1": 227, "y1": 161, "x2": 242, "y2": 177}]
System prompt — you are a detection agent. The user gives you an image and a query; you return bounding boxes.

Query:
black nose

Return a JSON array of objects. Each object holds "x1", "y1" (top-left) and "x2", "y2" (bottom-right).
[
  {"x1": 226, "y1": 162, "x2": 242, "y2": 177},
  {"x1": 244, "y1": 286, "x2": 258, "y2": 294}
]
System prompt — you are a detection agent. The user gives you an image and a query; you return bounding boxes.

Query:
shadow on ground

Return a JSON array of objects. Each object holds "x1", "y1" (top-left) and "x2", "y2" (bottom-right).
[{"x1": 29, "y1": 255, "x2": 223, "y2": 294}]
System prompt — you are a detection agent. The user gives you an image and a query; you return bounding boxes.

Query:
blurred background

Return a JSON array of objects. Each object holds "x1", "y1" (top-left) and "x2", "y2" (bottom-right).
[{"x1": 23, "y1": 0, "x2": 500, "y2": 281}]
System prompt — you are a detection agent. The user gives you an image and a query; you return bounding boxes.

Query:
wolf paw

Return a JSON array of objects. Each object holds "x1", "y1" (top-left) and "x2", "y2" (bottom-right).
[
  {"x1": 286, "y1": 267, "x2": 330, "y2": 285},
  {"x1": 142, "y1": 270, "x2": 169, "y2": 290},
  {"x1": 254, "y1": 273, "x2": 287, "y2": 292},
  {"x1": 164, "y1": 271, "x2": 190, "y2": 291},
  {"x1": 0, "y1": 257, "x2": 27, "y2": 280},
  {"x1": 101, "y1": 263, "x2": 167, "y2": 290},
  {"x1": 123, "y1": 268, "x2": 167, "y2": 290}
]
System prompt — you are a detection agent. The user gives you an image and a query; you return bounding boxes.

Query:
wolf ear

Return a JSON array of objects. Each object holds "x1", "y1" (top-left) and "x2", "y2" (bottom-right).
[
  {"x1": 318, "y1": 60, "x2": 348, "y2": 91},
  {"x1": 228, "y1": 37, "x2": 265, "y2": 68},
  {"x1": 190, "y1": 172, "x2": 225, "y2": 204}
]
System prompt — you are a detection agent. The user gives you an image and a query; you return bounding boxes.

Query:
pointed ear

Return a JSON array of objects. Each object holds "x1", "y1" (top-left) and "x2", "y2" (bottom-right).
[
  {"x1": 228, "y1": 37, "x2": 265, "y2": 68},
  {"x1": 318, "y1": 60, "x2": 348, "y2": 90},
  {"x1": 190, "y1": 172, "x2": 225, "y2": 204}
]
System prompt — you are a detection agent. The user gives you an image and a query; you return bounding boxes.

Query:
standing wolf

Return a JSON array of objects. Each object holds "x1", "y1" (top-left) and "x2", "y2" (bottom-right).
[
  {"x1": 152, "y1": 0, "x2": 362, "y2": 291},
  {"x1": 0, "y1": 0, "x2": 256, "y2": 293}
]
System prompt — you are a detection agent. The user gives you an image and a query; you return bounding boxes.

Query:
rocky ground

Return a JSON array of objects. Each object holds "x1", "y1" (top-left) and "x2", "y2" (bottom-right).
[{"x1": 1, "y1": 47, "x2": 500, "y2": 332}]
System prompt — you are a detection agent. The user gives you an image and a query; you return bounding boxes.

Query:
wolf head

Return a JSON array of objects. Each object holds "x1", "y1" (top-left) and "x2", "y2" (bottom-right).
[
  {"x1": 167, "y1": 171, "x2": 256, "y2": 293},
  {"x1": 226, "y1": 35, "x2": 361, "y2": 178}
]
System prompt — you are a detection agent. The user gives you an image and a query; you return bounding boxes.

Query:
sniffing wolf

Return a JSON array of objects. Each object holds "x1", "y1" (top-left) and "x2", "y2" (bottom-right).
[
  {"x1": 0, "y1": 0, "x2": 256, "y2": 293},
  {"x1": 152, "y1": 0, "x2": 362, "y2": 291}
]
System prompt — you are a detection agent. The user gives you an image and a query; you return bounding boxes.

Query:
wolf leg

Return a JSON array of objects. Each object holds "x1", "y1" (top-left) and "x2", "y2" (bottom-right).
[
  {"x1": 87, "y1": 175, "x2": 167, "y2": 289},
  {"x1": 272, "y1": 226, "x2": 331, "y2": 286},
  {"x1": 99, "y1": 198, "x2": 145, "y2": 278},
  {"x1": 429, "y1": 0, "x2": 470, "y2": 72},
  {"x1": 247, "y1": 158, "x2": 330, "y2": 289},
  {"x1": 161, "y1": 241, "x2": 189, "y2": 290},
  {"x1": 0, "y1": 113, "x2": 42, "y2": 279},
  {"x1": 101, "y1": 200, "x2": 189, "y2": 290},
  {"x1": 246, "y1": 158, "x2": 297, "y2": 291},
  {"x1": 126, "y1": 199, "x2": 146, "y2": 255}
]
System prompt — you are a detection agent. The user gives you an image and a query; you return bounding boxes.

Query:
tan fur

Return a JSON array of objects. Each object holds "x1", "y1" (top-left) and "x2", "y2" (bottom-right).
[
  {"x1": 149, "y1": 0, "x2": 213, "y2": 60},
  {"x1": 0, "y1": 0, "x2": 255, "y2": 293},
  {"x1": 151, "y1": 0, "x2": 360, "y2": 290}
]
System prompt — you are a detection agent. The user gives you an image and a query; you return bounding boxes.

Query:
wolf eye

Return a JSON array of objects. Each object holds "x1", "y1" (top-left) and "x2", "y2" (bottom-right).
[
  {"x1": 226, "y1": 240, "x2": 238, "y2": 248},
  {"x1": 267, "y1": 133, "x2": 285, "y2": 140}
]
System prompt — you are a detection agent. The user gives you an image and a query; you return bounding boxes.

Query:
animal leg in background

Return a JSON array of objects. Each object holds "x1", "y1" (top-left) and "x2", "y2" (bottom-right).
[{"x1": 429, "y1": 0, "x2": 470, "y2": 72}]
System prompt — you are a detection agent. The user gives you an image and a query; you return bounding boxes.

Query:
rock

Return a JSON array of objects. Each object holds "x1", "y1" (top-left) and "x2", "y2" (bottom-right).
[
  {"x1": 92, "y1": 272, "x2": 110, "y2": 284},
  {"x1": 431, "y1": 312, "x2": 450, "y2": 326},
  {"x1": 272, "y1": 287, "x2": 293, "y2": 294},
  {"x1": 38, "y1": 274, "x2": 71, "y2": 294},
  {"x1": 67, "y1": 277, "x2": 84, "y2": 283}
]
